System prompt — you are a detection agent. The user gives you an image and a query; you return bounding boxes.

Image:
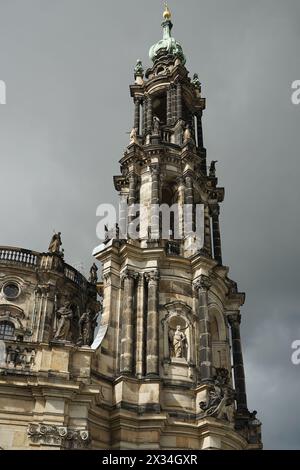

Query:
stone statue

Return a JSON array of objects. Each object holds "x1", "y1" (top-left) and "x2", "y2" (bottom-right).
[
  {"x1": 130, "y1": 127, "x2": 139, "y2": 145},
  {"x1": 48, "y1": 232, "x2": 62, "y2": 254},
  {"x1": 78, "y1": 309, "x2": 98, "y2": 346},
  {"x1": 192, "y1": 73, "x2": 201, "y2": 90},
  {"x1": 169, "y1": 325, "x2": 187, "y2": 359},
  {"x1": 152, "y1": 116, "x2": 160, "y2": 135},
  {"x1": 54, "y1": 302, "x2": 73, "y2": 341},
  {"x1": 183, "y1": 125, "x2": 191, "y2": 143},
  {"x1": 209, "y1": 160, "x2": 218, "y2": 177},
  {"x1": 89, "y1": 263, "x2": 98, "y2": 285},
  {"x1": 199, "y1": 368, "x2": 236, "y2": 421}
]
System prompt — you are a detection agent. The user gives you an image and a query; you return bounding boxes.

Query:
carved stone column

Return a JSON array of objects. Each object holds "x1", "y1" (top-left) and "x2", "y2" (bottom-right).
[
  {"x1": 145, "y1": 270, "x2": 160, "y2": 376},
  {"x1": 210, "y1": 204, "x2": 222, "y2": 264},
  {"x1": 134, "y1": 98, "x2": 141, "y2": 134},
  {"x1": 176, "y1": 82, "x2": 182, "y2": 120},
  {"x1": 193, "y1": 275, "x2": 212, "y2": 382},
  {"x1": 150, "y1": 165, "x2": 160, "y2": 239},
  {"x1": 120, "y1": 269, "x2": 137, "y2": 374},
  {"x1": 135, "y1": 273, "x2": 146, "y2": 378},
  {"x1": 227, "y1": 312, "x2": 248, "y2": 412}
]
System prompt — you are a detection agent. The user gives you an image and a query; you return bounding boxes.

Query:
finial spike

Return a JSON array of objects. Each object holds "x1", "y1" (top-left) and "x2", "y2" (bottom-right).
[{"x1": 163, "y1": 2, "x2": 171, "y2": 20}]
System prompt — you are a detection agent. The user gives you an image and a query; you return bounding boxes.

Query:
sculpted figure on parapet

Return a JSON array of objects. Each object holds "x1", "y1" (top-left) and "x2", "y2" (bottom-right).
[
  {"x1": 48, "y1": 231, "x2": 63, "y2": 255},
  {"x1": 89, "y1": 263, "x2": 98, "y2": 284},
  {"x1": 54, "y1": 301, "x2": 73, "y2": 341},
  {"x1": 78, "y1": 309, "x2": 98, "y2": 346}
]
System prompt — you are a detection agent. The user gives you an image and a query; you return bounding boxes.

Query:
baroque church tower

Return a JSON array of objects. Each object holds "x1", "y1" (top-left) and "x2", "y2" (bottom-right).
[{"x1": 92, "y1": 6, "x2": 262, "y2": 450}]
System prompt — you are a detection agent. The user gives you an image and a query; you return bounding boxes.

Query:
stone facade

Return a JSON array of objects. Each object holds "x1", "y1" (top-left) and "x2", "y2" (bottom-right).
[
  {"x1": 0, "y1": 245, "x2": 100, "y2": 450},
  {"x1": 0, "y1": 7, "x2": 262, "y2": 450}
]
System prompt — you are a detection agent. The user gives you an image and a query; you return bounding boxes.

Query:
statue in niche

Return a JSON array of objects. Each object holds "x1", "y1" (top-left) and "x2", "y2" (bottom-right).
[
  {"x1": 169, "y1": 325, "x2": 187, "y2": 359},
  {"x1": 54, "y1": 302, "x2": 73, "y2": 341},
  {"x1": 78, "y1": 308, "x2": 98, "y2": 346},
  {"x1": 152, "y1": 116, "x2": 160, "y2": 135},
  {"x1": 48, "y1": 231, "x2": 63, "y2": 255}
]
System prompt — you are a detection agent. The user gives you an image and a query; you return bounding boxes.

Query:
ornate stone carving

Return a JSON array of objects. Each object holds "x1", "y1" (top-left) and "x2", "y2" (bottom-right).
[
  {"x1": 89, "y1": 263, "x2": 98, "y2": 285},
  {"x1": 27, "y1": 423, "x2": 89, "y2": 449},
  {"x1": 134, "y1": 59, "x2": 144, "y2": 79},
  {"x1": 209, "y1": 160, "x2": 218, "y2": 177},
  {"x1": 54, "y1": 301, "x2": 73, "y2": 341},
  {"x1": 192, "y1": 73, "x2": 201, "y2": 89},
  {"x1": 2, "y1": 345, "x2": 36, "y2": 369},
  {"x1": 227, "y1": 312, "x2": 241, "y2": 327},
  {"x1": 121, "y1": 268, "x2": 139, "y2": 282},
  {"x1": 199, "y1": 368, "x2": 235, "y2": 421},
  {"x1": 144, "y1": 270, "x2": 160, "y2": 284},
  {"x1": 193, "y1": 275, "x2": 212, "y2": 292}
]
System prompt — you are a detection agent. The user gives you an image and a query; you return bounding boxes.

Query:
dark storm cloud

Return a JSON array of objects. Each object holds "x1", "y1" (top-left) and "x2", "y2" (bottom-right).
[{"x1": 0, "y1": 0, "x2": 299, "y2": 449}]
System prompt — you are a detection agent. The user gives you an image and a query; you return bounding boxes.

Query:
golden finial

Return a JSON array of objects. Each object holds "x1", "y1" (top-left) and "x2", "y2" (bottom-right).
[{"x1": 163, "y1": 2, "x2": 171, "y2": 20}]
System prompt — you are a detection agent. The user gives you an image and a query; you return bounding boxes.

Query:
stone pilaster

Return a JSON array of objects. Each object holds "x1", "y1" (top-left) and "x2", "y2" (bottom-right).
[
  {"x1": 167, "y1": 87, "x2": 172, "y2": 125},
  {"x1": 134, "y1": 98, "x2": 141, "y2": 134},
  {"x1": 146, "y1": 95, "x2": 152, "y2": 134},
  {"x1": 184, "y1": 173, "x2": 194, "y2": 236},
  {"x1": 120, "y1": 268, "x2": 138, "y2": 374},
  {"x1": 204, "y1": 204, "x2": 212, "y2": 256},
  {"x1": 150, "y1": 165, "x2": 160, "y2": 239},
  {"x1": 193, "y1": 275, "x2": 212, "y2": 382},
  {"x1": 136, "y1": 273, "x2": 146, "y2": 378},
  {"x1": 171, "y1": 84, "x2": 176, "y2": 123},
  {"x1": 128, "y1": 173, "x2": 136, "y2": 225},
  {"x1": 227, "y1": 312, "x2": 248, "y2": 412},
  {"x1": 145, "y1": 270, "x2": 160, "y2": 376},
  {"x1": 176, "y1": 82, "x2": 182, "y2": 120},
  {"x1": 210, "y1": 204, "x2": 222, "y2": 264},
  {"x1": 196, "y1": 111, "x2": 203, "y2": 148}
]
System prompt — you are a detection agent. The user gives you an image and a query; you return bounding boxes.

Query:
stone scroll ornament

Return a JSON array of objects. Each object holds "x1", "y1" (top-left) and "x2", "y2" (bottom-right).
[
  {"x1": 199, "y1": 368, "x2": 236, "y2": 421},
  {"x1": 27, "y1": 424, "x2": 89, "y2": 449}
]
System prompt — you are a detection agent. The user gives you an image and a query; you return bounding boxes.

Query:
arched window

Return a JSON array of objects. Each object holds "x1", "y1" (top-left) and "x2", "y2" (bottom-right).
[{"x1": 0, "y1": 321, "x2": 15, "y2": 340}]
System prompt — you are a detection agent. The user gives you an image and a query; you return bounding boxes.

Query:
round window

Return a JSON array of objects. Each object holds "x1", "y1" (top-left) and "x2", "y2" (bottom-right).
[{"x1": 3, "y1": 283, "x2": 20, "y2": 300}]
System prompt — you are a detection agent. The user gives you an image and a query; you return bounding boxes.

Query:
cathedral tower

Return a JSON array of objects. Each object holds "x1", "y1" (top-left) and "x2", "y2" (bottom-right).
[{"x1": 92, "y1": 6, "x2": 262, "y2": 450}]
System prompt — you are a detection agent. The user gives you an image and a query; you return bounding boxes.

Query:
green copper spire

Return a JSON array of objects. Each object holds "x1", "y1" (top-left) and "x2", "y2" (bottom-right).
[{"x1": 149, "y1": 5, "x2": 186, "y2": 65}]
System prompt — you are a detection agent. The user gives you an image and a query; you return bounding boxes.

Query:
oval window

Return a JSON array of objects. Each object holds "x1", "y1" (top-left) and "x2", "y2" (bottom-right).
[{"x1": 3, "y1": 283, "x2": 20, "y2": 300}]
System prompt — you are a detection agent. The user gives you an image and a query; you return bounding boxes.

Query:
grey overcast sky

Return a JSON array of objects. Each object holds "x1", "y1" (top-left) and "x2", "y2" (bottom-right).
[{"x1": 0, "y1": 0, "x2": 299, "y2": 449}]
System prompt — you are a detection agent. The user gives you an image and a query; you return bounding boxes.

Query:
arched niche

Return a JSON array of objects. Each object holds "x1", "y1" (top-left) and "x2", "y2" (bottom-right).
[
  {"x1": 209, "y1": 304, "x2": 230, "y2": 370},
  {"x1": 161, "y1": 301, "x2": 195, "y2": 364}
]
